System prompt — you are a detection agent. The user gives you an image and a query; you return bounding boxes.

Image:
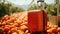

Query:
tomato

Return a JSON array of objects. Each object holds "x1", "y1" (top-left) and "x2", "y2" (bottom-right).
[
  {"x1": 17, "y1": 21, "x2": 23, "y2": 25},
  {"x1": 47, "y1": 29, "x2": 52, "y2": 33},
  {"x1": 10, "y1": 28, "x2": 15, "y2": 31},
  {"x1": 54, "y1": 25, "x2": 58, "y2": 29},
  {"x1": 3, "y1": 27, "x2": 9, "y2": 32},
  {"x1": 51, "y1": 27, "x2": 57, "y2": 33},
  {"x1": 47, "y1": 33, "x2": 53, "y2": 34},
  {"x1": 57, "y1": 27, "x2": 60, "y2": 32},
  {"x1": 9, "y1": 25, "x2": 16, "y2": 29},
  {"x1": 2, "y1": 22, "x2": 6, "y2": 26},
  {"x1": 19, "y1": 25, "x2": 28, "y2": 31},
  {"x1": 0, "y1": 22, "x2": 2, "y2": 26},
  {"x1": 46, "y1": 25, "x2": 52, "y2": 30},
  {"x1": 21, "y1": 22, "x2": 28, "y2": 26},
  {"x1": 12, "y1": 32, "x2": 17, "y2": 34},
  {"x1": 17, "y1": 30, "x2": 24, "y2": 34},
  {"x1": 13, "y1": 23, "x2": 19, "y2": 27},
  {"x1": 10, "y1": 23, "x2": 13, "y2": 25},
  {"x1": 2, "y1": 26, "x2": 5, "y2": 28},
  {"x1": 25, "y1": 30, "x2": 29, "y2": 34},
  {"x1": 8, "y1": 31, "x2": 12, "y2": 34}
]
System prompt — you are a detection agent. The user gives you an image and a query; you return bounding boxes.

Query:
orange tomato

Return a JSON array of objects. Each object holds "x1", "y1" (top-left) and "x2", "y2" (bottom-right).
[
  {"x1": 57, "y1": 27, "x2": 60, "y2": 32},
  {"x1": 3, "y1": 27, "x2": 9, "y2": 32},
  {"x1": 51, "y1": 27, "x2": 57, "y2": 33}
]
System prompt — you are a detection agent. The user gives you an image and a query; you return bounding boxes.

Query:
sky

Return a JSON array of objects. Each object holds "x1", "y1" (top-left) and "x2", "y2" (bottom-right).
[
  {"x1": 6, "y1": 0, "x2": 55, "y2": 10},
  {"x1": 7, "y1": 0, "x2": 55, "y2": 5}
]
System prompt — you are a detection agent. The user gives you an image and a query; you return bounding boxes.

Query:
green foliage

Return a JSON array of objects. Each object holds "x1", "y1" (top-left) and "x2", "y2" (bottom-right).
[
  {"x1": 28, "y1": 3, "x2": 57, "y2": 16},
  {"x1": 27, "y1": 4, "x2": 41, "y2": 10},
  {"x1": 12, "y1": 7, "x2": 25, "y2": 13},
  {"x1": 27, "y1": 4, "x2": 37, "y2": 10},
  {"x1": 0, "y1": 2, "x2": 25, "y2": 17},
  {"x1": 46, "y1": 4, "x2": 57, "y2": 16}
]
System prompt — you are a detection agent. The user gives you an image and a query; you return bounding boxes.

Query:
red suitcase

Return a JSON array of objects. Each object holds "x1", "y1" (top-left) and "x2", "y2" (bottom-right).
[{"x1": 28, "y1": 9, "x2": 47, "y2": 34}]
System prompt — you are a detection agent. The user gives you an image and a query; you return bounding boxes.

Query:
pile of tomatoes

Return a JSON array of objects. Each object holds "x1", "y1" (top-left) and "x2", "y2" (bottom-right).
[
  {"x1": 0, "y1": 12, "x2": 28, "y2": 34},
  {"x1": 0, "y1": 12, "x2": 60, "y2": 34},
  {"x1": 47, "y1": 25, "x2": 60, "y2": 34}
]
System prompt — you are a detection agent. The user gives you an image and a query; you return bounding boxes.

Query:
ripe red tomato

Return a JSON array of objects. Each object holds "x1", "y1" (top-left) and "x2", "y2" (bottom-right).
[
  {"x1": 13, "y1": 23, "x2": 19, "y2": 27},
  {"x1": 46, "y1": 25, "x2": 51, "y2": 30},
  {"x1": 17, "y1": 21, "x2": 23, "y2": 25},
  {"x1": 54, "y1": 25, "x2": 58, "y2": 29},
  {"x1": 10, "y1": 28, "x2": 15, "y2": 31},
  {"x1": 47, "y1": 32, "x2": 53, "y2": 34},
  {"x1": 2, "y1": 26, "x2": 5, "y2": 28},
  {"x1": 3, "y1": 27, "x2": 9, "y2": 32},
  {"x1": 0, "y1": 22, "x2": 2, "y2": 26},
  {"x1": 57, "y1": 27, "x2": 60, "y2": 32},
  {"x1": 51, "y1": 27, "x2": 57, "y2": 33},
  {"x1": 17, "y1": 30, "x2": 24, "y2": 34},
  {"x1": 47, "y1": 28, "x2": 53, "y2": 33},
  {"x1": 8, "y1": 31, "x2": 12, "y2": 34},
  {"x1": 2, "y1": 22, "x2": 6, "y2": 26},
  {"x1": 19, "y1": 25, "x2": 28, "y2": 31},
  {"x1": 9, "y1": 25, "x2": 16, "y2": 29},
  {"x1": 25, "y1": 30, "x2": 29, "y2": 34},
  {"x1": 12, "y1": 32, "x2": 17, "y2": 34}
]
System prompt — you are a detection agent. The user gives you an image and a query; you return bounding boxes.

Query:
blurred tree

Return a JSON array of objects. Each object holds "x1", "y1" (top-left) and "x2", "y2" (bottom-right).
[
  {"x1": 55, "y1": 0, "x2": 59, "y2": 4},
  {"x1": 28, "y1": 3, "x2": 57, "y2": 16},
  {"x1": 27, "y1": 4, "x2": 41, "y2": 10},
  {"x1": 27, "y1": 3, "x2": 48, "y2": 10},
  {"x1": 0, "y1": 0, "x2": 25, "y2": 17},
  {"x1": 46, "y1": 4, "x2": 57, "y2": 16},
  {"x1": 0, "y1": 3, "x2": 11, "y2": 17},
  {"x1": 12, "y1": 7, "x2": 25, "y2": 13}
]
